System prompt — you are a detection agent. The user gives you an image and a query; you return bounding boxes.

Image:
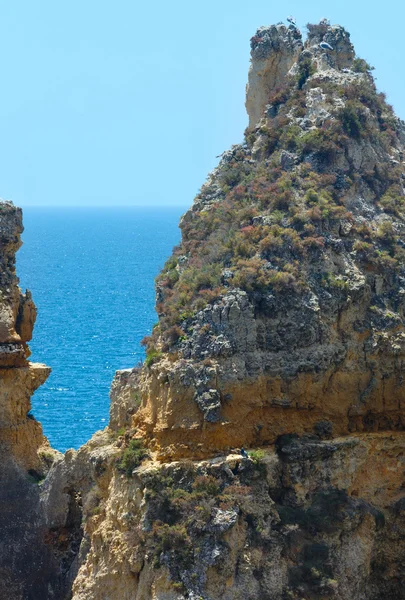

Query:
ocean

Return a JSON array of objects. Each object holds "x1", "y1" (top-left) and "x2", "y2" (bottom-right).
[{"x1": 17, "y1": 207, "x2": 184, "y2": 452}]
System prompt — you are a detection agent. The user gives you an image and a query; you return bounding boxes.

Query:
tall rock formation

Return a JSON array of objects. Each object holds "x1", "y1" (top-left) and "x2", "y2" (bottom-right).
[
  {"x1": 246, "y1": 24, "x2": 303, "y2": 128},
  {"x1": 0, "y1": 202, "x2": 61, "y2": 599},
  {"x1": 65, "y1": 20, "x2": 405, "y2": 600},
  {"x1": 126, "y1": 21, "x2": 405, "y2": 462},
  {"x1": 2, "y1": 19, "x2": 405, "y2": 600},
  {"x1": 0, "y1": 203, "x2": 50, "y2": 468}
]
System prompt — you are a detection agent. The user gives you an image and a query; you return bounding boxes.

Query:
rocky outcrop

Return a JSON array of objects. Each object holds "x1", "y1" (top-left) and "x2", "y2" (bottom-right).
[
  {"x1": 0, "y1": 202, "x2": 61, "y2": 599},
  {"x1": 0, "y1": 203, "x2": 34, "y2": 367},
  {"x1": 0, "y1": 202, "x2": 53, "y2": 471},
  {"x1": 65, "y1": 433, "x2": 405, "y2": 600},
  {"x1": 3, "y1": 18, "x2": 405, "y2": 600},
  {"x1": 246, "y1": 23, "x2": 354, "y2": 129},
  {"x1": 246, "y1": 24, "x2": 303, "y2": 129},
  {"x1": 59, "y1": 21, "x2": 405, "y2": 599},
  {"x1": 124, "y1": 19, "x2": 405, "y2": 461}
]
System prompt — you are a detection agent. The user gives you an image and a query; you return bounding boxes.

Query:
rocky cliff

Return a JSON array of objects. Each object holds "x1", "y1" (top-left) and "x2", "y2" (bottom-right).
[
  {"x1": 0, "y1": 202, "x2": 62, "y2": 598},
  {"x1": 2, "y1": 19, "x2": 405, "y2": 600},
  {"x1": 130, "y1": 21, "x2": 405, "y2": 462},
  {"x1": 68, "y1": 433, "x2": 405, "y2": 600}
]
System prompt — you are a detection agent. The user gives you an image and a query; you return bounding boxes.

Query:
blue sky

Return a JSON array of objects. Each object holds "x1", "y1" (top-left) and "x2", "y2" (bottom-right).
[{"x1": 0, "y1": 0, "x2": 404, "y2": 207}]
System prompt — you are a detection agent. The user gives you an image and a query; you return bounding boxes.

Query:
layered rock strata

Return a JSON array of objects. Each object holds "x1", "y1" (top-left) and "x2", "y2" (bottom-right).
[
  {"x1": 3, "y1": 18, "x2": 405, "y2": 600},
  {"x1": 121, "y1": 21, "x2": 405, "y2": 460},
  {"x1": 67, "y1": 432, "x2": 405, "y2": 600}
]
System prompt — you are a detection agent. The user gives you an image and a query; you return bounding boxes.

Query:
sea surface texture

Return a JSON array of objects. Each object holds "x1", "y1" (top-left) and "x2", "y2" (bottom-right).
[{"x1": 17, "y1": 207, "x2": 183, "y2": 452}]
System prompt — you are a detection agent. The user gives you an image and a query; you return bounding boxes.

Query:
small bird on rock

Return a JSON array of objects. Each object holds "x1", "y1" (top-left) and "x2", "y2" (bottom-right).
[
  {"x1": 240, "y1": 447, "x2": 249, "y2": 459},
  {"x1": 287, "y1": 16, "x2": 297, "y2": 26},
  {"x1": 320, "y1": 41, "x2": 334, "y2": 51}
]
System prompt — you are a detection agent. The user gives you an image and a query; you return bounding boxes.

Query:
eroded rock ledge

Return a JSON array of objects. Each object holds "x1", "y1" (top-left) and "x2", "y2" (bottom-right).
[{"x1": 68, "y1": 432, "x2": 405, "y2": 600}]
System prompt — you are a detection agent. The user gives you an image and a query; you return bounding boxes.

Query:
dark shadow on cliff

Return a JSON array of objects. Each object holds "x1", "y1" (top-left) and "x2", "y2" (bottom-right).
[{"x1": 0, "y1": 448, "x2": 60, "y2": 600}]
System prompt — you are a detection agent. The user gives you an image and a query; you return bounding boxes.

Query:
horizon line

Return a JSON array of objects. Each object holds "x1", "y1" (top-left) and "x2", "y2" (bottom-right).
[{"x1": 18, "y1": 204, "x2": 190, "y2": 209}]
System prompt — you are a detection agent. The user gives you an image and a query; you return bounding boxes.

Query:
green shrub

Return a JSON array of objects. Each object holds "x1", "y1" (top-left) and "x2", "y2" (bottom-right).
[
  {"x1": 162, "y1": 324, "x2": 185, "y2": 350},
  {"x1": 352, "y1": 57, "x2": 374, "y2": 74},
  {"x1": 163, "y1": 255, "x2": 178, "y2": 271},
  {"x1": 376, "y1": 221, "x2": 397, "y2": 245},
  {"x1": 305, "y1": 189, "x2": 319, "y2": 205},
  {"x1": 268, "y1": 86, "x2": 290, "y2": 109},
  {"x1": 379, "y1": 190, "x2": 405, "y2": 216},
  {"x1": 110, "y1": 427, "x2": 126, "y2": 441},
  {"x1": 269, "y1": 209, "x2": 285, "y2": 224},
  {"x1": 322, "y1": 273, "x2": 349, "y2": 291},
  {"x1": 299, "y1": 129, "x2": 338, "y2": 163},
  {"x1": 297, "y1": 56, "x2": 316, "y2": 89},
  {"x1": 338, "y1": 102, "x2": 364, "y2": 140},
  {"x1": 192, "y1": 475, "x2": 220, "y2": 496},
  {"x1": 117, "y1": 439, "x2": 148, "y2": 476},
  {"x1": 150, "y1": 523, "x2": 192, "y2": 569},
  {"x1": 376, "y1": 250, "x2": 398, "y2": 270},
  {"x1": 302, "y1": 236, "x2": 324, "y2": 250},
  {"x1": 145, "y1": 349, "x2": 163, "y2": 367},
  {"x1": 248, "y1": 449, "x2": 265, "y2": 463},
  {"x1": 280, "y1": 125, "x2": 302, "y2": 152},
  {"x1": 353, "y1": 240, "x2": 374, "y2": 258},
  {"x1": 232, "y1": 258, "x2": 297, "y2": 292}
]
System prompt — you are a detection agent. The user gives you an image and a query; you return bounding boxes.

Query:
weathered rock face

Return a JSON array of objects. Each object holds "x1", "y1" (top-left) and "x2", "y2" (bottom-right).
[
  {"x1": 3, "y1": 18, "x2": 405, "y2": 600},
  {"x1": 66, "y1": 433, "x2": 405, "y2": 600},
  {"x1": 121, "y1": 20, "x2": 405, "y2": 461},
  {"x1": 0, "y1": 202, "x2": 53, "y2": 471},
  {"x1": 246, "y1": 24, "x2": 303, "y2": 129},
  {"x1": 246, "y1": 23, "x2": 355, "y2": 130},
  {"x1": 0, "y1": 202, "x2": 35, "y2": 367},
  {"x1": 61, "y1": 21, "x2": 405, "y2": 600},
  {"x1": 0, "y1": 202, "x2": 61, "y2": 599}
]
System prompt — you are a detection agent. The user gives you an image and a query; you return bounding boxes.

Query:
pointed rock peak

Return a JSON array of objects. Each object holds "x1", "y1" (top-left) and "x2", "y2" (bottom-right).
[
  {"x1": 246, "y1": 24, "x2": 303, "y2": 128},
  {"x1": 305, "y1": 21, "x2": 355, "y2": 70},
  {"x1": 246, "y1": 20, "x2": 359, "y2": 128},
  {"x1": 249, "y1": 24, "x2": 303, "y2": 60}
]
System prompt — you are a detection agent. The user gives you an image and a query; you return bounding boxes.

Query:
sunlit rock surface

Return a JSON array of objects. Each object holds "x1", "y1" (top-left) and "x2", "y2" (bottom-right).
[{"x1": 3, "y1": 19, "x2": 405, "y2": 600}]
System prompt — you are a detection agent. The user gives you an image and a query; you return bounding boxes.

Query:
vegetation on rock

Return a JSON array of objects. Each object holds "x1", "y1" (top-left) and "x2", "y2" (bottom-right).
[
  {"x1": 144, "y1": 42, "x2": 404, "y2": 355},
  {"x1": 117, "y1": 438, "x2": 148, "y2": 476}
]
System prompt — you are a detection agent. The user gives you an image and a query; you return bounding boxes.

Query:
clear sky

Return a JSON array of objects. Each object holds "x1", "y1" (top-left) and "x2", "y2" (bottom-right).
[{"x1": 0, "y1": 0, "x2": 403, "y2": 207}]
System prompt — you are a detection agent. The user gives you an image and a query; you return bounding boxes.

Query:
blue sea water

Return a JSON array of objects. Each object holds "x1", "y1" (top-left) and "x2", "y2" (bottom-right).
[{"x1": 17, "y1": 207, "x2": 183, "y2": 452}]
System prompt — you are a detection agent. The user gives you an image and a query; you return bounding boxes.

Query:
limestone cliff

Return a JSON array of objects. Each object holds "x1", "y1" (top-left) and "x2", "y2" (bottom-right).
[
  {"x1": 60, "y1": 19, "x2": 405, "y2": 600},
  {"x1": 3, "y1": 18, "x2": 405, "y2": 600},
  {"x1": 126, "y1": 21, "x2": 405, "y2": 461},
  {"x1": 0, "y1": 202, "x2": 65, "y2": 598},
  {"x1": 67, "y1": 433, "x2": 405, "y2": 600}
]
